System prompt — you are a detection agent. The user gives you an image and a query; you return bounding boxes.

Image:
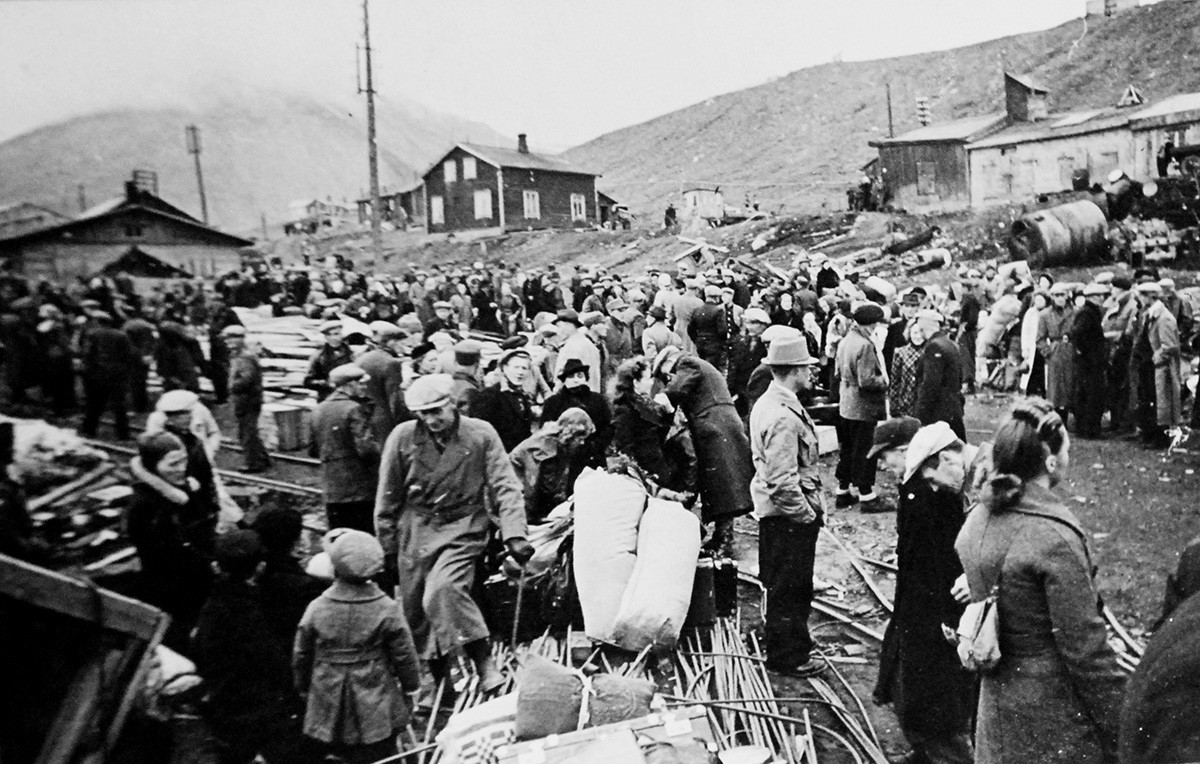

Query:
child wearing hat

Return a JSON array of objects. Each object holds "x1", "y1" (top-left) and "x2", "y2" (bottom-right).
[{"x1": 293, "y1": 529, "x2": 422, "y2": 763}]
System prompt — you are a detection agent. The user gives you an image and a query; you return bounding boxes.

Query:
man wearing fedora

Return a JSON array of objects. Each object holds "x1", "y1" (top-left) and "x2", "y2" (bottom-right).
[{"x1": 750, "y1": 334, "x2": 826, "y2": 678}]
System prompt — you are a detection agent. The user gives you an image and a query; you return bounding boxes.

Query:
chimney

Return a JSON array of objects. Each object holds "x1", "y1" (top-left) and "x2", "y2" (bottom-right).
[
  {"x1": 1004, "y1": 72, "x2": 1050, "y2": 123},
  {"x1": 517, "y1": 133, "x2": 529, "y2": 154}
]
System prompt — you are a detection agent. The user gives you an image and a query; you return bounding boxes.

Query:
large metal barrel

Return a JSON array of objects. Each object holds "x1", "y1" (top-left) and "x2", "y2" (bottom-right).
[{"x1": 1009, "y1": 200, "x2": 1108, "y2": 268}]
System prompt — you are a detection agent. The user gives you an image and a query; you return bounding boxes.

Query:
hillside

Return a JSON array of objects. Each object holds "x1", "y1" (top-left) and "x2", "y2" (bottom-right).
[
  {"x1": 0, "y1": 82, "x2": 501, "y2": 236},
  {"x1": 569, "y1": 0, "x2": 1200, "y2": 215}
]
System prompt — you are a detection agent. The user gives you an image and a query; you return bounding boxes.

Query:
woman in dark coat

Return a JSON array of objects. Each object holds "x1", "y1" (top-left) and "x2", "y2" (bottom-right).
[
  {"x1": 611, "y1": 356, "x2": 675, "y2": 487},
  {"x1": 470, "y1": 349, "x2": 534, "y2": 451},
  {"x1": 956, "y1": 398, "x2": 1124, "y2": 763},
  {"x1": 127, "y1": 431, "x2": 217, "y2": 646},
  {"x1": 653, "y1": 346, "x2": 753, "y2": 551}
]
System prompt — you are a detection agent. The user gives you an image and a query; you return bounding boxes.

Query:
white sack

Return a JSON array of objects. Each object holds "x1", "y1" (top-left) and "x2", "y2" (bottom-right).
[{"x1": 572, "y1": 469, "x2": 647, "y2": 644}]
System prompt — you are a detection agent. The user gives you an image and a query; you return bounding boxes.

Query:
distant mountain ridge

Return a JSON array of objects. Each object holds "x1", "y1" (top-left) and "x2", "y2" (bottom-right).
[
  {"x1": 568, "y1": 0, "x2": 1200, "y2": 215},
  {"x1": 0, "y1": 82, "x2": 505, "y2": 235}
]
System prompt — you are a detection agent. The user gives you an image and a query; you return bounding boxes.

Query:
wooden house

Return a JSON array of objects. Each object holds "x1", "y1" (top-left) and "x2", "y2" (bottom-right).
[
  {"x1": 0, "y1": 176, "x2": 254, "y2": 280},
  {"x1": 422, "y1": 134, "x2": 600, "y2": 234},
  {"x1": 0, "y1": 202, "x2": 70, "y2": 242}
]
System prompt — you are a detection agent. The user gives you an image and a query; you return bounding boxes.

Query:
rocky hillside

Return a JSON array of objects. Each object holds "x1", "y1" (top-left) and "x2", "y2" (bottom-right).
[
  {"x1": 0, "y1": 82, "x2": 501, "y2": 236},
  {"x1": 569, "y1": 0, "x2": 1200, "y2": 215}
]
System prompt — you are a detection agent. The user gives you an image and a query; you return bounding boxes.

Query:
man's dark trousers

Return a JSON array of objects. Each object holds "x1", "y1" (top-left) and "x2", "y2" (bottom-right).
[{"x1": 759, "y1": 516, "x2": 820, "y2": 669}]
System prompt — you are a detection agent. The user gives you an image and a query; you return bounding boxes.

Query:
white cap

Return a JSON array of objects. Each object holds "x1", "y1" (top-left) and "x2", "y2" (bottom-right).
[
  {"x1": 903, "y1": 421, "x2": 959, "y2": 484},
  {"x1": 743, "y1": 307, "x2": 771, "y2": 325},
  {"x1": 404, "y1": 373, "x2": 455, "y2": 411},
  {"x1": 156, "y1": 390, "x2": 199, "y2": 413}
]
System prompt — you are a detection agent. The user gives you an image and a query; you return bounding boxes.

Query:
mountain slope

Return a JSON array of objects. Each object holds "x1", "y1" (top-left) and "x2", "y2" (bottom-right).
[
  {"x1": 568, "y1": 0, "x2": 1200, "y2": 215},
  {"x1": 0, "y1": 83, "x2": 502, "y2": 235}
]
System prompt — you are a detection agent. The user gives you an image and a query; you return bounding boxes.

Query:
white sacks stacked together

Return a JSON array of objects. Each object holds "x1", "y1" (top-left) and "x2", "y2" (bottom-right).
[{"x1": 572, "y1": 469, "x2": 702, "y2": 651}]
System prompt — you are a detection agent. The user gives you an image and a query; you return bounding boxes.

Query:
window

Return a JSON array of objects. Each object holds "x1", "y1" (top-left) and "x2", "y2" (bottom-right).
[
  {"x1": 123, "y1": 223, "x2": 144, "y2": 237},
  {"x1": 570, "y1": 193, "x2": 586, "y2": 221},
  {"x1": 463, "y1": 157, "x2": 477, "y2": 180},
  {"x1": 1058, "y1": 155, "x2": 1077, "y2": 189},
  {"x1": 473, "y1": 189, "x2": 492, "y2": 220},
  {"x1": 430, "y1": 195, "x2": 444, "y2": 225},
  {"x1": 443, "y1": 160, "x2": 457, "y2": 183},
  {"x1": 916, "y1": 162, "x2": 936, "y2": 196},
  {"x1": 523, "y1": 190, "x2": 540, "y2": 219}
]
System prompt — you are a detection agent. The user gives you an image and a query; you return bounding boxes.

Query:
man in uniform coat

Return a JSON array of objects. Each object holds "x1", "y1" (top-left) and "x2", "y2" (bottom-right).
[
  {"x1": 689, "y1": 285, "x2": 730, "y2": 372},
  {"x1": 225, "y1": 326, "x2": 271, "y2": 473},
  {"x1": 913, "y1": 310, "x2": 965, "y2": 441},
  {"x1": 305, "y1": 320, "x2": 354, "y2": 402},
  {"x1": 375, "y1": 374, "x2": 533, "y2": 693},
  {"x1": 80, "y1": 311, "x2": 135, "y2": 440},
  {"x1": 1037, "y1": 283, "x2": 1076, "y2": 426},
  {"x1": 356, "y1": 322, "x2": 411, "y2": 447},
  {"x1": 312, "y1": 364, "x2": 380, "y2": 534}
]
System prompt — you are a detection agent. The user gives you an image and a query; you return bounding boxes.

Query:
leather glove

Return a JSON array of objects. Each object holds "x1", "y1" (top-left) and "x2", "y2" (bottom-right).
[{"x1": 505, "y1": 537, "x2": 535, "y2": 566}]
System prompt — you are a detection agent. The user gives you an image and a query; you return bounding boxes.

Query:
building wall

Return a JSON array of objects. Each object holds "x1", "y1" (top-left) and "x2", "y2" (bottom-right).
[
  {"x1": 0, "y1": 204, "x2": 68, "y2": 240},
  {"x1": 969, "y1": 129, "x2": 1134, "y2": 206},
  {"x1": 499, "y1": 169, "x2": 595, "y2": 231},
  {"x1": 878, "y1": 142, "x2": 971, "y2": 211},
  {"x1": 53, "y1": 209, "x2": 243, "y2": 247},
  {"x1": 12, "y1": 242, "x2": 244, "y2": 281},
  {"x1": 423, "y1": 148, "x2": 502, "y2": 233}
]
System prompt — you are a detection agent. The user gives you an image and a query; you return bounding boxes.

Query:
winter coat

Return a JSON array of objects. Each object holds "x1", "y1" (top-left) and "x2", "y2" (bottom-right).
[
  {"x1": 554, "y1": 330, "x2": 603, "y2": 393},
  {"x1": 671, "y1": 294, "x2": 705, "y2": 354},
  {"x1": 663, "y1": 355, "x2": 753, "y2": 521},
  {"x1": 836, "y1": 324, "x2": 888, "y2": 422},
  {"x1": 541, "y1": 384, "x2": 611, "y2": 465},
  {"x1": 305, "y1": 342, "x2": 355, "y2": 401},
  {"x1": 641, "y1": 322, "x2": 682, "y2": 357},
  {"x1": 1147, "y1": 301, "x2": 1182, "y2": 427},
  {"x1": 748, "y1": 380, "x2": 824, "y2": 525},
  {"x1": 82, "y1": 325, "x2": 134, "y2": 386},
  {"x1": 471, "y1": 382, "x2": 534, "y2": 452},
  {"x1": 955, "y1": 482, "x2": 1125, "y2": 763},
  {"x1": 1037, "y1": 306, "x2": 1076, "y2": 408},
  {"x1": 728, "y1": 334, "x2": 767, "y2": 416},
  {"x1": 293, "y1": 580, "x2": 422, "y2": 745},
  {"x1": 355, "y1": 347, "x2": 409, "y2": 446},
  {"x1": 229, "y1": 351, "x2": 263, "y2": 416},
  {"x1": 688, "y1": 302, "x2": 729, "y2": 368},
  {"x1": 312, "y1": 389, "x2": 379, "y2": 504},
  {"x1": 509, "y1": 428, "x2": 586, "y2": 524},
  {"x1": 612, "y1": 391, "x2": 673, "y2": 482},
  {"x1": 914, "y1": 331, "x2": 964, "y2": 427},
  {"x1": 875, "y1": 476, "x2": 974, "y2": 738}
]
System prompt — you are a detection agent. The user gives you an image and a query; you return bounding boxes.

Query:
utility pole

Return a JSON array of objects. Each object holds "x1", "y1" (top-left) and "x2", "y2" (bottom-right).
[
  {"x1": 886, "y1": 83, "x2": 895, "y2": 138},
  {"x1": 184, "y1": 125, "x2": 209, "y2": 225},
  {"x1": 359, "y1": 0, "x2": 383, "y2": 263},
  {"x1": 77, "y1": 184, "x2": 87, "y2": 212}
]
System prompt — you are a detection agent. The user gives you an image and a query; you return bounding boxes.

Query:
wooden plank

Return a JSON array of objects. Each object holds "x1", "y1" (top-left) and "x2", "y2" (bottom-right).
[
  {"x1": 0, "y1": 553, "x2": 167, "y2": 640},
  {"x1": 28, "y1": 464, "x2": 114, "y2": 512},
  {"x1": 105, "y1": 615, "x2": 170, "y2": 753},
  {"x1": 35, "y1": 653, "x2": 108, "y2": 764}
]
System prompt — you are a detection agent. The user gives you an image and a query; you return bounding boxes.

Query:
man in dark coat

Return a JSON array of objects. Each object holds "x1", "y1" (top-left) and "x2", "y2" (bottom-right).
[
  {"x1": 471, "y1": 348, "x2": 534, "y2": 452},
  {"x1": 252, "y1": 507, "x2": 327, "y2": 655},
  {"x1": 122, "y1": 311, "x2": 157, "y2": 413},
  {"x1": 654, "y1": 346, "x2": 753, "y2": 553},
  {"x1": 957, "y1": 273, "x2": 982, "y2": 394},
  {"x1": 688, "y1": 285, "x2": 730, "y2": 372},
  {"x1": 872, "y1": 420, "x2": 975, "y2": 764},
  {"x1": 1071, "y1": 284, "x2": 1110, "y2": 438},
  {"x1": 80, "y1": 311, "x2": 135, "y2": 440},
  {"x1": 311, "y1": 364, "x2": 379, "y2": 534},
  {"x1": 913, "y1": 310, "x2": 965, "y2": 441},
  {"x1": 225, "y1": 326, "x2": 271, "y2": 472},
  {"x1": 305, "y1": 320, "x2": 354, "y2": 402},
  {"x1": 728, "y1": 308, "x2": 771, "y2": 419},
  {"x1": 355, "y1": 323, "x2": 411, "y2": 447},
  {"x1": 207, "y1": 294, "x2": 242, "y2": 404}
]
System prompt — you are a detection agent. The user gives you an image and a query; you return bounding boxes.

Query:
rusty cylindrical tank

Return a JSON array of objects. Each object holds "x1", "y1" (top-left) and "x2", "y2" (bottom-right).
[{"x1": 1009, "y1": 200, "x2": 1108, "y2": 268}]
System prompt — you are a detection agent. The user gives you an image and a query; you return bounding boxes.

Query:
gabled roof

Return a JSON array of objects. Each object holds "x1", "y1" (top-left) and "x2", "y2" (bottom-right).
[
  {"x1": 1005, "y1": 71, "x2": 1049, "y2": 94},
  {"x1": 0, "y1": 189, "x2": 253, "y2": 248},
  {"x1": 968, "y1": 106, "x2": 1132, "y2": 150},
  {"x1": 423, "y1": 142, "x2": 600, "y2": 179},
  {"x1": 869, "y1": 113, "x2": 1007, "y2": 146}
]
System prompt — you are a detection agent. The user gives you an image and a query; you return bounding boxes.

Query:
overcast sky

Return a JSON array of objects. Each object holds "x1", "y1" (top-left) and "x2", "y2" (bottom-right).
[{"x1": 1, "y1": 0, "x2": 1088, "y2": 149}]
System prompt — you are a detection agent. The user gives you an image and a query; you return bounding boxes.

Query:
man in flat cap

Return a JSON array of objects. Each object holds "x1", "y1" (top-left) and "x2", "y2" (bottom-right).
[
  {"x1": 1071, "y1": 284, "x2": 1110, "y2": 438},
  {"x1": 689, "y1": 284, "x2": 730, "y2": 373},
  {"x1": 448, "y1": 338, "x2": 484, "y2": 415},
  {"x1": 305, "y1": 320, "x2": 354, "y2": 402},
  {"x1": 834, "y1": 303, "x2": 890, "y2": 512},
  {"x1": 375, "y1": 373, "x2": 532, "y2": 693},
  {"x1": 312, "y1": 364, "x2": 379, "y2": 533},
  {"x1": 356, "y1": 323, "x2": 411, "y2": 447},
  {"x1": 224, "y1": 325, "x2": 271, "y2": 473}
]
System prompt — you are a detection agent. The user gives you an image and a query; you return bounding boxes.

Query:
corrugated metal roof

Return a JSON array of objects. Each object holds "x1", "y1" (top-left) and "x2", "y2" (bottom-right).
[
  {"x1": 1131, "y1": 91, "x2": 1200, "y2": 121},
  {"x1": 874, "y1": 113, "x2": 1006, "y2": 144},
  {"x1": 968, "y1": 109, "x2": 1132, "y2": 150}
]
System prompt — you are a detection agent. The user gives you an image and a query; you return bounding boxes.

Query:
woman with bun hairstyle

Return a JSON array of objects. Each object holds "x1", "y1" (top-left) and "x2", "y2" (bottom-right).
[{"x1": 955, "y1": 398, "x2": 1125, "y2": 763}]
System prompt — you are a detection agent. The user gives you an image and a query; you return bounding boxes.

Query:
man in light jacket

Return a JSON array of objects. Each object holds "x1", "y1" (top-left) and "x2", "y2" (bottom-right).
[
  {"x1": 835, "y1": 303, "x2": 890, "y2": 512},
  {"x1": 750, "y1": 334, "x2": 826, "y2": 679}
]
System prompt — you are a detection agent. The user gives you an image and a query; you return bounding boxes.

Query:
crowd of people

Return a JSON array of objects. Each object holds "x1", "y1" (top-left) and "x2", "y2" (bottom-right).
[{"x1": 1, "y1": 245, "x2": 1198, "y2": 764}]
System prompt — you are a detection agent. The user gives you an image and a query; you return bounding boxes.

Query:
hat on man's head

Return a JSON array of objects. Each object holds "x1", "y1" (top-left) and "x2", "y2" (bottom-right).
[
  {"x1": 651, "y1": 345, "x2": 683, "y2": 378},
  {"x1": 370, "y1": 321, "x2": 404, "y2": 339},
  {"x1": 558, "y1": 357, "x2": 590, "y2": 381},
  {"x1": 404, "y1": 373, "x2": 455, "y2": 411},
  {"x1": 915, "y1": 309, "x2": 944, "y2": 326},
  {"x1": 410, "y1": 341, "x2": 436, "y2": 361},
  {"x1": 498, "y1": 348, "x2": 531, "y2": 368},
  {"x1": 329, "y1": 364, "x2": 367, "y2": 387},
  {"x1": 903, "y1": 421, "x2": 961, "y2": 485},
  {"x1": 852, "y1": 303, "x2": 886, "y2": 325},
  {"x1": 1136, "y1": 281, "x2": 1163, "y2": 296},
  {"x1": 580, "y1": 311, "x2": 606, "y2": 328},
  {"x1": 155, "y1": 389, "x2": 199, "y2": 414},
  {"x1": 1049, "y1": 283, "x2": 1072, "y2": 296},
  {"x1": 867, "y1": 416, "x2": 922, "y2": 460},
  {"x1": 556, "y1": 308, "x2": 581, "y2": 327},
  {"x1": 397, "y1": 313, "x2": 424, "y2": 332},
  {"x1": 1082, "y1": 283, "x2": 1111, "y2": 297},
  {"x1": 319, "y1": 319, "x2": 342, "y2": 334},
  {"x1": 1159, "y1": 277, "x2": 1176, "y2": 290},
  {"x1": 606, "y1": 298, "x2": 629, "y2": 313},
  {"x1": 433, "y1": 300, "x2": 453, "y2": 310},
  {"x1": 500, "y1": 335, "x2": 529, "y2": 350},
  {"x1": 764, "y1": 336, "x2": 818, "y2": 367},
  {"x1": 1111, "y1": 274, "x2": 1133, "y2": 291},
  {"x1": 252, "y1": 507, "x2": 303, "y2": 554},
  {"x1": 648, "y1": 305, "x2": 668, "y2": 321},
  {"x1": 213, "y1": 528, "x2": 264, "y2": 569},
  {"x1": 1094, "y1": 271, "x2": 1115, "y2": 285},
  {"x1": 454, "y1": 338, "x2": 483, "y2": 365},
  {"x1": 760, "y1": 324, "x2": 802, "y2": 344},
  {"x1": 900, "y1": 291, "x2": 923, "y2": 306},
  {"x1": 220, "y1": 324, "x2": 247, "y2": 338},
  {"x1": 704, "y1": 285, "x2": 722, "y2": 299},
  {"x1": 743, "y1": 307, "x2": 771, "y2": 325}
]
